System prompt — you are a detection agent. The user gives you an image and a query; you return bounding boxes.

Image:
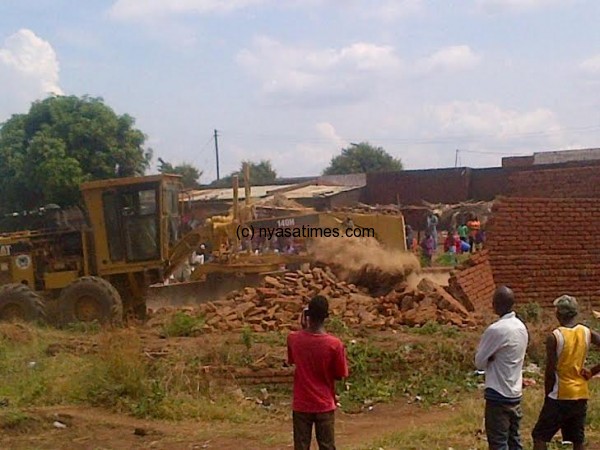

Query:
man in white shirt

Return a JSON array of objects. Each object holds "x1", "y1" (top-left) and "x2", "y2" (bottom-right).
[{"x1": 475, "y1": 286, "x2": 529, "y2": 450}]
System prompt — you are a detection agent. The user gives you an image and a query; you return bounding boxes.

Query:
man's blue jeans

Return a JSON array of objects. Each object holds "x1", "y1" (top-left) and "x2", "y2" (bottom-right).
[{"x1": 485, "y1": 400, "x2": 523, "y2": 450}]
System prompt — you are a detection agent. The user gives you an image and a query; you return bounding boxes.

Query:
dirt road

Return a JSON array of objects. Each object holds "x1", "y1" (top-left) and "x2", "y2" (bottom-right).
[{"x1": 1, "y1": 401, "x2": 456, "y2": 450}]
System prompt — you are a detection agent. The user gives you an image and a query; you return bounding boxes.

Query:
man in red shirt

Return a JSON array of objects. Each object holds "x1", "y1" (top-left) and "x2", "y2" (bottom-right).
[{"x1": 287, "y1": 295, "x2": 349, "y2": 450}]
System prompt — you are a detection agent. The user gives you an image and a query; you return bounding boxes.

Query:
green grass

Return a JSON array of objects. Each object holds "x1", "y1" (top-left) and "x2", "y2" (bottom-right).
[
  {"x1": 517, "y1": 302, "x2": 543, "y2": 324},
  {"x1": 161, "y1": 311, "x2": 206, "y2": 337},
  {"x1": 434, "y1": 252, "x2": 470, "y2": 267},
  {"x1": 337, "y1": 329, "x2": 480, "y2": 412},
  {"x1": 408, "y1": 320, "x2": 460, "y2": 337},
  {"x1": 63, "y1": 320, "x2": 102, "y2": 334},
  {"x1": 0, "y1": 409, "x2": 40, "y2": 432},
  {"x1": 5, "y1": 311, "x2": 600, "y2": 448},
  {"x1": 357, "y1": 384, "x2": 600, "y2": 450},
  {"x1": 0, "y1": 323, "x2": 265, "y2": 422}
]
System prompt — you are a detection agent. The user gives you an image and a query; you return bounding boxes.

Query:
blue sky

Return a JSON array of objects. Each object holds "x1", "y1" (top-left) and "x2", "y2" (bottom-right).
[{"x1": 1, "y1": 0, "x2": 600, "y2": 182}]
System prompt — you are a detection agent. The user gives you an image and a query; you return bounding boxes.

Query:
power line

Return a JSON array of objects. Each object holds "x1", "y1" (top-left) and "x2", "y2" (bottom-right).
[
  {"x1": 188, "y1": 135, "x2": 215, "y2": 168},
  {"x1": 458, "y1": 149, "x2": 528, "y2": 156},
  {"x1": 218, "y1": 124, "x2": 600, "y2": 147}
]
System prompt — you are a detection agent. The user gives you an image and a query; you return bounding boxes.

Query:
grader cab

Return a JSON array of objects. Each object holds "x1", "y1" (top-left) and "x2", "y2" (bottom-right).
[{"x1": 0, "y1": 174, "x2": 182, "y2": 324}]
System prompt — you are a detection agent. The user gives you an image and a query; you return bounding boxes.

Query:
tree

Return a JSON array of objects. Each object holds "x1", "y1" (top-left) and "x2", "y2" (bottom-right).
[
  {"x1": 0, "y1": 95, "x2": 152, "y2": 212},
  {"x1": 323, "y1": 142, "x2": 403, "y2": 175},
  {"x1": 211, "y1": 160, "x2": 278, "y2": 187},
  {"x1": 158, "y1": 158, "x2": 202, "y2": 189}
]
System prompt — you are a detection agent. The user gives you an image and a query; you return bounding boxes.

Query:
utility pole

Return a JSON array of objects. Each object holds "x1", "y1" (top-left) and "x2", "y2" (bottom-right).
[
  {"x1": 455, "y1": 149, "x2": 459, "y2": 168},
  {"x1": 214, "y1": 129, "x2": 220, "y2": 181}
]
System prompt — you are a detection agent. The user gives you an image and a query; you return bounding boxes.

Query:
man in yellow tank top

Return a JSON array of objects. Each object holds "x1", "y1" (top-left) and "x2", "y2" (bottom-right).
[{"x1": 532, "y1": 295, "x2": 600, "y2": 449}]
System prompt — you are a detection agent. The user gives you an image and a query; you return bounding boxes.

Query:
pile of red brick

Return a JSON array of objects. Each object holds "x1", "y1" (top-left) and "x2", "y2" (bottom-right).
[{"x1": 186, "y1": 266, "x2": 477, "y2": 332}]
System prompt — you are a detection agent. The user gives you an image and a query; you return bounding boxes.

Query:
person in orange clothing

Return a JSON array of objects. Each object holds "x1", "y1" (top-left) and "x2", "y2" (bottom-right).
[{"x1": 467, "y1": 215, "x2": 481, "y2": 253}]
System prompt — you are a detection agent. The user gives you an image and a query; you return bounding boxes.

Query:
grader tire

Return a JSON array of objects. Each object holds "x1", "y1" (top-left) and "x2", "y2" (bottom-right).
[
  {"x1": 59, "y1": 276, "x2": 123, "y2": 326},
  {"x1": 0, "y1": 283, "x2": 47, "y2": 323}
]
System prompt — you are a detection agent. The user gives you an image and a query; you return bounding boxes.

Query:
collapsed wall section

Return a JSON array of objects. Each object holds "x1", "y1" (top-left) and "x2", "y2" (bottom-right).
[
  {"x1": 448, "y1": 250, "x2": 496, "y2": 313},
  {"x1": 486, "y1": 197, "x2": 600, "y2": 307}
]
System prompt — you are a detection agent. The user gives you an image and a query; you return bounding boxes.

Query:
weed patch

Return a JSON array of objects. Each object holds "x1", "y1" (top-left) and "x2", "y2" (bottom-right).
[
  {"x1": 517, "y1": 302, "x2": 543, "y2": 324},
  {"x1": 339, "y1": 333, "x2": 479, "y2": 412},
  {"x1": 241, "y1": 326, "x2": 254, "y2": 350},
  {"x1": 162, "y1": 311, "x2": 205, "y2": 337},
  {"x1": 327, "y1": 316, "x2": 352, "y2": 338},
  {"x1": 408, "y1": 321, "x2": 459, "y2": 338},
  {"x1": 63, "y1": 321, "x2": 101, "y2": 334},
  {"x1": 0, "y1": 409, "x2": 41, "y2": 433}
]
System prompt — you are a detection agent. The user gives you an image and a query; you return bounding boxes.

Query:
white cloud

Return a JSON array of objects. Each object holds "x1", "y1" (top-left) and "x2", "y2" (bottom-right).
[
  {"x1": 415, "y1": 45, "x2": 481, "y2": 75},
  {"x1": 580, "y1": 54, "x2": 600, "y2": 75},
  {"x1": 109, "y1": 0, "x2": 266, "y2": 20},
  {"x1": 316, "y1": 122, "x2": 346, "y2": 149},
  {"x1": 0, "y1": 29, "x2": 62, "y2": 121},
  {"x1": 475, "y1": 0, "x2": 571, "y2": 14},
  {"x1": 236, "y1": 37, "x2": 401, "y2": 105},
  {"x1": 110, "y1": 0, "x2": 423, "y2": 21},
  {"x1": 431, "y1": 101, "x2": 560, "y2": 138},
  {"x1": 365, "y1": 0, "x2": 424, "y2": 21}
]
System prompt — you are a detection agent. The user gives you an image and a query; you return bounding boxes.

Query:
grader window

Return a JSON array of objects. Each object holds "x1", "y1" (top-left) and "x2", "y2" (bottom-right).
[
  {"x1": 164, "y1": 187, "x2": 180, "y2": 247},
  {"x1": 102, "y1": 187, "x2": 160, "y2": 263},
  {"x1": 122, "y1": 189, "x2": 160, "y2": 262},
  {"x1": 103, "y1": 191, "x2": 124, "y2": 261}
]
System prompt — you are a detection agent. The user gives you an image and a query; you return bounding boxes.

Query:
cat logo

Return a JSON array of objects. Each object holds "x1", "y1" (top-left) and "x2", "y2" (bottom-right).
[{"x1": 15, "y1": 254, "x2": 31, "y2": 270}]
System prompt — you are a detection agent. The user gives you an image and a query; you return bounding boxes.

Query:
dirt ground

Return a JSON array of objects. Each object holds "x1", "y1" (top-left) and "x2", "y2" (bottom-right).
[{"x1": 0, "y1": 401, "x2": 456, "y2": 450}]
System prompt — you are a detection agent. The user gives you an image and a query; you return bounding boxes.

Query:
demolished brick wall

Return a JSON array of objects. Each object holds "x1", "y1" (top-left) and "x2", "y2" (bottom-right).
[
  {"x1": 158, "y1": 266, "x2": 478, "y2": 333},
  {"x1": 509, "y1": 166, "x2": 600, "y2": 198},
  {"x1": 486, "y1": 197, "x2": 600, "y2": 307},
  {"x1": 448, "y1": 250, "x2": 496, "y2": 313}
]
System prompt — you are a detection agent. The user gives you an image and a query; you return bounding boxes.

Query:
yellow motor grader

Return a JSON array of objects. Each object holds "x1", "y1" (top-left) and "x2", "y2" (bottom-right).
[
  {"x1": 167, "y1": 186, "x2": 407, "y2": 284},
  {"x1": 0, "y1": 174, "x2": 182, "y2": 324},
  {"x1": 0, "y1": 169, "x2": 407, "y2": 324}
]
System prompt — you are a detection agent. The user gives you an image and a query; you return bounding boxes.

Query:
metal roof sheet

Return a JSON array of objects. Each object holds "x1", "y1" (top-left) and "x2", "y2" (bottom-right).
[
  {"x1": 182, "y1": 183, "x2": 361, "y2": 202},
  {"x1": 182, "y1": 185, "x2": 294, "y2": 202}
]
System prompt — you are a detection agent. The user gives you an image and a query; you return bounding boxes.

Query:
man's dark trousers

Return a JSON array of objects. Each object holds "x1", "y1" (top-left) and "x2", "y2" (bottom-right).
[
  {"x1": 485, "y1": 400, "x2": 523, "y2": 450},
  {"x1": 293, "y1": 411, "x2": 335, "y2": 450}
]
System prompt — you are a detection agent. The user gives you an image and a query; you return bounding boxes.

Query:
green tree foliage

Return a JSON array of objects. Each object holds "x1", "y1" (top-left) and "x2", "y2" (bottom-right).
[
  {"x1": 211, "y1": 160, "x2": 277, "y2": 187},
  {"x1": 323, "y1": 142, "x2": 403, "y2": 175},
  {"x1": 157, "y1": 158, "x2": 202, "y2": 189},
  {"x1": 0, "y1": 95, "x2": 152, "y2": 212}
]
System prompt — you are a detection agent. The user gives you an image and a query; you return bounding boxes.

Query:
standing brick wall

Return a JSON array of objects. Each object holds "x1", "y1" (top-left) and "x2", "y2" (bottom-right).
[
  {"x1": 469, "y1": 167, "x2": 509, "y2": 201},
  {"x1": 486, "y1": 197, "x2": 600, "y2": 307},
  {"x1": 509, "y1": 166, "x2": 600, "y2": 198},
  {"x1": 365, "y1": 169, "x2": 471, "y2": 205},
  {"x1": 449, "y1": 250, "x2": 496, "y2": 313}
]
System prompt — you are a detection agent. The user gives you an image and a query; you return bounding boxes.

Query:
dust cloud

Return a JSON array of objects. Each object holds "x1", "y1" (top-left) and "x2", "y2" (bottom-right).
[
  {"x1": 307, "y1": 237, "x2": 421, "y2": 295},
  {"x1": 308, "y1": 236, "x2": 420, "y2": 275}
]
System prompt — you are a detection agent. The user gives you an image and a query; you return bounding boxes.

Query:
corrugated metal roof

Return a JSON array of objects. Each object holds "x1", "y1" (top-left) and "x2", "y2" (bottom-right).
[
  {"x1": 317, "y1": 173, "x2": 367, "y2": 187},
  {"x1": 283, "y1": 184, "x2": 360, "y2": 199},
  {"x1": 181, "y1": 183, "x2": 361, "y2": 202},
  {"x1": 182, "y1": 185, "x2": 295, "y2": 202}
]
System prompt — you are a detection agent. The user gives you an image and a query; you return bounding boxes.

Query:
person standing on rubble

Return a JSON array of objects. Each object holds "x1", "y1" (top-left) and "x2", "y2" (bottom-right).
[
  {"x1": 531, "y1": 295, "x2": 600, "y2": 450},
  {"x1": 405, "y1": 225, "x2": 414, "y2": 251},
  {"x1": 458, "y1": 221, "x2": 469, "y2": 245},
  {"x1": 467, "y1": 215, "x2": 481, "y2": 253},
  {"x1": 427, "y1": 212, "x2": 439, "y2": 250},
  {"x1": 287, "y1": 296, "x2": 349, "y2": 450},
  {"x1": 420, "y1": 232, "x2": 435, "y2": 266},
  {"x1": 475, "y1": 286, "x2": 528, "y2": 450}
]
